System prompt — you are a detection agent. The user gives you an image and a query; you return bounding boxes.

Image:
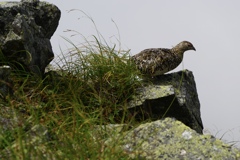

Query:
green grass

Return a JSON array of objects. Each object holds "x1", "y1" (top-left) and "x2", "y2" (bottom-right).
[{"x1": 0, "y1": 29, "x2": 143, "y2": 159}]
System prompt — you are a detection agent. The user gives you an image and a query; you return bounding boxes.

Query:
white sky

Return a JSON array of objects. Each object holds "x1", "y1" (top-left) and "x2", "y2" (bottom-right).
[{"x1": 4, "y1": 0, "x2": 240, "y2": 146}]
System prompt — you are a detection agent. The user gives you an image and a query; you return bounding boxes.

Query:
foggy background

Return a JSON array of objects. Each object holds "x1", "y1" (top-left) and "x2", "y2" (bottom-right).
[{"x1": 6, "y1": 0, "x2": 240, "y2": 146}]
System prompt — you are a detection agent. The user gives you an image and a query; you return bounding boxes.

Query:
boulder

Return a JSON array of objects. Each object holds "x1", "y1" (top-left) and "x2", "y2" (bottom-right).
[
  {"x1": 105, "y1": 118, "x2": 240, "y2": 159},
  {"x1": 128, "y1": 70, "x2": 203, "y2": 133},
  {"x1": 0, "y1": 0, "x2": 60, "y2": 76}
]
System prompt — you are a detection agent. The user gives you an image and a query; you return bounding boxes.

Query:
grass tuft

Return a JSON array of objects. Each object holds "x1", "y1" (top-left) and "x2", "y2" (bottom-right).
[{"x1": 0, "y1": 16, "x2": 142, "y2": 159}]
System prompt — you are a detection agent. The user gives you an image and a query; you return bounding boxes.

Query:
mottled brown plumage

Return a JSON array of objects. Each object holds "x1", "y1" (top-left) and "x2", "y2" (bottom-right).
[{"x1": 131, "y1": 41, "x2": 196, "y2": 77}]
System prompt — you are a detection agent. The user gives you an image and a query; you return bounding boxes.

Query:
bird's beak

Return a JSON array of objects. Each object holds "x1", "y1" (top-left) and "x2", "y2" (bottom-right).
[{"x1": 192, "y1": 46, "x2": 196, "y2": 51}]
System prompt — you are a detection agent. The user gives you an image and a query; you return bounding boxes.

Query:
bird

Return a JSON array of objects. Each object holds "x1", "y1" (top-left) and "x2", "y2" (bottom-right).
[{"x1": 131, "y1": 41, "x2": 196, "y2": 77}]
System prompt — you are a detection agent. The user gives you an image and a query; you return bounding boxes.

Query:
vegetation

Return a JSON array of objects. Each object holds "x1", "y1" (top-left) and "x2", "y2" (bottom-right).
[
  {"x1": 2, "y1": 11, "x2": 238, "y2": 160},
  {"x1": 0, "y1": 28, "x2": 143, "y2": 159}
]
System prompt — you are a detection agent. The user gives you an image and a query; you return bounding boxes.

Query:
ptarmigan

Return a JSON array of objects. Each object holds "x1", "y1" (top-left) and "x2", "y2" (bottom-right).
[{"x1": 131, "y1": 41, "x2": 196, "y2": 77}]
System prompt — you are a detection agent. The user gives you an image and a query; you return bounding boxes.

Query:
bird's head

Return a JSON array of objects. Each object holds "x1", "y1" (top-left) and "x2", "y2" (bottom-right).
[{"x1": 173, "y1": 41, "x2": 196, "y2": 54}]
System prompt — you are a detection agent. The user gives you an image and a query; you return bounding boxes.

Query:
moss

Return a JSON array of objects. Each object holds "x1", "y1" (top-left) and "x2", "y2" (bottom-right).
[
  {"x1": 129, "y1": 85, "x2": 174, "y2": 107},
  {"x1": 0, "y1": 2, "x2": 18, "y2": 7}
]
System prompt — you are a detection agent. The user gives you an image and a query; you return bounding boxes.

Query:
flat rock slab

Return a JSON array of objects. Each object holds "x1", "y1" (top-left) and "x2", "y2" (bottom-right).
[{"x1": 128, "y1": 70, "x2": 203, "y2": 134}]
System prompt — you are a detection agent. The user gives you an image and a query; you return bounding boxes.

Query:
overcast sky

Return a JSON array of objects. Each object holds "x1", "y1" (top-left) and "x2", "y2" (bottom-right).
[{"x1": 5, "y1": 0, "x2": 240, "y2": 146}]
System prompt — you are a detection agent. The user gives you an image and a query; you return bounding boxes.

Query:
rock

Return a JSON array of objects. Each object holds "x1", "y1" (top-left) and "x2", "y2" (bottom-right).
[
  {"x1": 21, "y1": 0, "x2": 39, "y2": 5},
  {"x1": 0, "y1": 123, "x2": 54, "y2": 159},
  {"x1": 106, "y1": 118, "x2": 240, "y2": 160},
  {"x1": 127, "y1": 70, "x2": 203, "y2": 134},
  {"x1": 0, "y1": 1, "x2": 61, "y2": 76},
  {"x1": 0, "y1": 65, "x2": 13, "y2": 98}
]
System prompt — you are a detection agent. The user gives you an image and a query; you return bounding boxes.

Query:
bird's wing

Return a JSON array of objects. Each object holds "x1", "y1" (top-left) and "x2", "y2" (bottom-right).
[{"x1": 132, "y1": 48, "x2": 172, "y2": 74}]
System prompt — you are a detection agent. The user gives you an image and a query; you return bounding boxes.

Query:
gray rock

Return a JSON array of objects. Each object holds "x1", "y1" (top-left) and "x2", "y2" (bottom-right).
[
  {"x1": 21, "y1": 0, "x2": 39, "y2": 4},
  {"x1": 128, "y1": 70, "x2": 203, "y2": 133},
  {"x1": 0, "y1": 1, "x2": 60, "y2": 76},
  {"x1": 107, "y1": 118, "x2": 240, "y2": 160},
  {"x1": 0, "y1": 123, "x2": 54, "y2": 159}
]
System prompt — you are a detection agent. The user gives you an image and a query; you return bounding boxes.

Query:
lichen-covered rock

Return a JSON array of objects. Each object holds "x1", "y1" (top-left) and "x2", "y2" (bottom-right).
[
  {"x1": 0, "y1": 123, "x2": 54, "y2": 159},
  {"x1": 128, "y1": 70, "x2": 203, "y2": 133},
  {"x1": 0, "y1": 0, "x2": 60, "y2": 76},
  {"x1": 106, "y1": 118, "x2": 240, "y2": 160}
]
